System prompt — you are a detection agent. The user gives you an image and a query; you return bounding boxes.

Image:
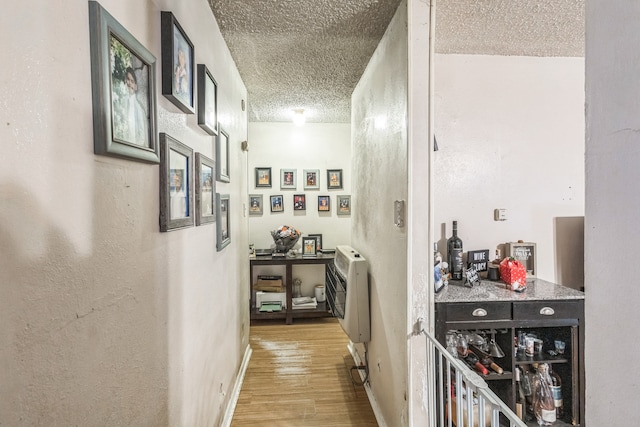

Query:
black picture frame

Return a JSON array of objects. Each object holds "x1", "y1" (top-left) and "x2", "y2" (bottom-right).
[
  {"x1": 159, "y1": 133, "x2": 194, "y2": 231},
  {"x1": 308, "y1": 234, "x2": 323, "y2": 252},
  {"x1": 302, "y1": 237, "x2": 318, "y2": 257},
  {"x1": 337, "y1": 195, "x2": 351, "y2": 215},
  {"x1": 216, "y1": 193, "x2": 230, "y2": 251},
  {"x1": 270, "y1": 195, "x2": 284, "y2": 212},
  {"x1": 255, "y1": 167, "x2": 272, "y2": 188},
  {"x1": 249, "y1": 194, "x2": 263, "y2": 215},
  {"x1": 327, "y1": 169, "x2": 343, "y2": 189},
  {"x1": 293, "y1": 194, "x2": 306, "y2": 211},
  {"x1": 88, "y1": 1, "x2": 159, "y2": 163},
  {"x1": 197, "y1": 64, "x2": 218, "y2": 135},
  {"x1": 195, "y1": 153, "x2": 215, "y2": 226},
  {"x1": 318, "y1": 195, "x2": 330, "y2": 212},
  {"x1": 216, "y1": 127, "x2": 230, "y2": 182},
  {"x1": 161, "y1": 11, "x2": 195, "y2": 114}
]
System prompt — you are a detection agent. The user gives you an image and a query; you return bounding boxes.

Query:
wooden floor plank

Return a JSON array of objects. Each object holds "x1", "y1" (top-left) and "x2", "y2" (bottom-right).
[{"x1": 231, "y1": 318, "x2": 378, "y2": 426}]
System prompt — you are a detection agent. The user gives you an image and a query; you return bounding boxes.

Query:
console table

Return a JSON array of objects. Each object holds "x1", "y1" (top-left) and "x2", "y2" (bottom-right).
[{"x1": 249, "y1": 254, "x2": 334, "y2": 324}]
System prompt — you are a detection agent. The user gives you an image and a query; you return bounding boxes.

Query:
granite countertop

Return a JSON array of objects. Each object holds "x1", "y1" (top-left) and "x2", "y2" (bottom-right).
[{"x1": 435, "y1": 278, "x2": 585, "y2": 303}]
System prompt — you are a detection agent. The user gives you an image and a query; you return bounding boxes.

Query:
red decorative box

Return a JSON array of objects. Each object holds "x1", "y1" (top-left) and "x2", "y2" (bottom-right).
[{"x1": 499, "y1": 258, "x2": 527, "y2": 291}]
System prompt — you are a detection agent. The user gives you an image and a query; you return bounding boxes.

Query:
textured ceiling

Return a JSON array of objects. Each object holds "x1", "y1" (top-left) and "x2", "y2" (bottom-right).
[{"x1": 208, "y1": 0, "x2": 584, "y2": 123}]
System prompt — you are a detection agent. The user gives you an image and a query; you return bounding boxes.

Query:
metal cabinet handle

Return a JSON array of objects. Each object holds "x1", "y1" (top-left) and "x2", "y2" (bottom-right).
[
  {"x1": 540, "y1": 307, "x2": 555, "y2": 316},
  {"x1": 472, "y1": 308, "x2": 488, "y2": 317}
]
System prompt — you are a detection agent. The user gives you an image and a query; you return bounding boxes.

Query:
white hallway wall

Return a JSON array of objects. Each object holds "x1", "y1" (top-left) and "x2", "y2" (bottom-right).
[
  {"x1": 0, "y1": 0, "x2": 249, "y2": 425},
  {"x1": 434, "y1": 54, "x2": 585, "y2": 287}
]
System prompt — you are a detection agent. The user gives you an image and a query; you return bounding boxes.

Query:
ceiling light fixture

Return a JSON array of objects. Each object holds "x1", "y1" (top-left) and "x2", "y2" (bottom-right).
[{"x1": 292, "y1": 109, "x2": 305, "y2": 126}]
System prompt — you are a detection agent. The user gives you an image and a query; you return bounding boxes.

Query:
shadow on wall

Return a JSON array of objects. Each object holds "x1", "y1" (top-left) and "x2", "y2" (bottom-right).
[{"x1": 554, "y1": 216, "x2": 584, "y2": 291}]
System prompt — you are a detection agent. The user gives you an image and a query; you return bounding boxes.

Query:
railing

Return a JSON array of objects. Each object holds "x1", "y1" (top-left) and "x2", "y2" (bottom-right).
[{"x1": 419, "y1": 322, "x2": 526, "y2": 427}]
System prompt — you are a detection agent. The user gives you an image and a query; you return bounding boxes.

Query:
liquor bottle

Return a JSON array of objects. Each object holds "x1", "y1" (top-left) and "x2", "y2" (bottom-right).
[
  {"x1": 533, "y1": 363, "x2": 556, "y2": 425},
  {"x1": 515, "y1": 367, "x2": 525, "y2": 420},
  {"x1": 447, "y1": 221, "x2": 464, "y2": 280},
  {"x1": 461, "y1": 349, "x2": 489, "y2": 375},
  {"x1": 548, "y1": 364, "x2": 564, "y2": 418}
]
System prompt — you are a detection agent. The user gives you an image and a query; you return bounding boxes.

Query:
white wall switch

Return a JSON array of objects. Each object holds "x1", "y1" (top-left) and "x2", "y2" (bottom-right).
[{"x1": 494, "y1": 208, "x2": 507, "y2": 221}]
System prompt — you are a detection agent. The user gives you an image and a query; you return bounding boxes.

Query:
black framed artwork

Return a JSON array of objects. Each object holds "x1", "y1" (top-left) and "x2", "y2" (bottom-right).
[
  {"x1": 255, "y1": 167, "x2": 272, "y2": 188},
  {"x1": 88, "y1": 1, "x2": 159, "y2": 163},
  {"x1": 197, "y1": 64, "x2": 218, "y2": 135},
  {"x1": 161, "y1": 11, "x2": 195, "y2": 114},
  {"x1": 159, "y1": 133, "x2": 194, "y2": 231}
]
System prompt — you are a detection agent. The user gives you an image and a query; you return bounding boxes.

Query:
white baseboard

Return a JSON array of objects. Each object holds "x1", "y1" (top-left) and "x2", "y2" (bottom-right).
[
  {"x1": 221, "y1": 344, "x2": 253, "y2": 427},
  {"x1": 347, "y1": 342, "x2": 386, "y2": 427}
]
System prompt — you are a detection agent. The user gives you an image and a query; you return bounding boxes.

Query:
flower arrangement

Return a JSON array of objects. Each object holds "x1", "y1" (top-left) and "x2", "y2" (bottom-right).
[{"x1": 270, "y1": 225, "x2": 301, "y2": 253}]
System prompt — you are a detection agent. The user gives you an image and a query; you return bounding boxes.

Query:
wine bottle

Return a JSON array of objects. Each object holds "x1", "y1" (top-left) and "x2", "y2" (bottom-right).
[
  {"x1": 447, "y1": 221, "x2": 464, "y2": 280},
  {"x1": 461, "y1": 349, "x2": 489, "y2": 375},
  {"x1": 533, "y1": 363, "x2": 556, "y2": 425},
  {"x1": 515, "y1": 367, "x2": 525, "y2": 420},
  {"x1": 548, "y1": 364, "x2": 564, "y2": 418}
]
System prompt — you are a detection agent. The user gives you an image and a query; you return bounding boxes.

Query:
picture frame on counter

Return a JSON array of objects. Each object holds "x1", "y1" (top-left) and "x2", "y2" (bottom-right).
[
  {"x1": 161, "y1": 11, "x2": 195, "y2": 114},
  {"x1": 302, "y1": 236, "x2": 318, "y2": 257},
  {"x1": 506, "y1": 241, "x2": 537, "y2": 278},
  {"x1": 216, "y1": 127, "x2": 230, "y2": 182},
  {"x1": 327, "y1": 169, "x2": 343, "y2": 189},
  {"x1": 270, "y1": 195, "x2": 284, "y2": 212},
  {"x1": 318, "y1": 195, "x2": 330, "y2": 212},
  {"x1": 337, "y1": 195, "x2": 351, "y2": 215},
  {"x1": 280, "y1": 168, "x2": 297, "y2": 189},
  {"x1": 216, "y1": 193, "x2": 230, "y2": 251},
  {"x1": 196, "y1": 64, "x2": 218, "y2": 135},
  {"x1": 308, "y1": 233, "x2": 322, "y2": 252},
  {"x1": 255, "y1": 167, "x2": 272, "y2": 188},
  {"x1": 194, "y1": 153, "x2": 215, "y2": 226},
  {"x1": 159, "y1": 133, "x2": 194, "y2": 231},
  {"x1": 303, "y1": 169, "x2": 320, "y2": 190},
  {"x1": 249, "y1": 194, "x2": 263, "y2": 215},
  {"x1": 88, "y1": 1, "x2": 159, "y2": 163},
  {"x1": 293, "y1": 194, "x2": 306, "y2": 211}
]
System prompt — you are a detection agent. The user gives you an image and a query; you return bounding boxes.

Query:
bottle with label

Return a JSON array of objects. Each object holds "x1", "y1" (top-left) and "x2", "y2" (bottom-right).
[
  {"x1": 447, "y1": 221, "x2": 464, "y2": 280},
  {"x1": 548, "y1": 364, "x2": 563, "y2": 418},
  {"x1": 515, "y1": 367, "x2": 525, "y2": 420},
  {"x1": 533, "y1": 363, "x2": 556, "y2": 425}
]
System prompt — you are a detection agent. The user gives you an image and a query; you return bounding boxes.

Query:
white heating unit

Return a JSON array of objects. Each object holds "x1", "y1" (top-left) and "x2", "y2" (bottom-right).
[{"x1": 326, "y1": 245, "x2": 370, "y2": 343}]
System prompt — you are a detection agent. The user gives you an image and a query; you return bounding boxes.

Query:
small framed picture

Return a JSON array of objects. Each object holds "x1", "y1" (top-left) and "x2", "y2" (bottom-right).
[
  {"x1": 255, "y1": 167, "x2": 272, "y2": 188},
  {"x1": 304, "y1": 169, "x2": 320, "y2": 189},
  {"x1": 195, "y1": 153, "x2": 215, "y2": 226},
  {"x1": 302, "y1": 237, "x2": 318, "y2": 257},
  {"x1": 318, "y1": 195, "x2": 330, "y2": 212},
  {"x1": 88, "y1": 1, "x2": 159, "y2": 163},
  {"x1": 159, "y1": 133, "x2": 194, "y2": 231},
  {"x1": 308, "y1": 234, "x2": 323, "y2": 252},
  {"x1": 337, "y1": 195, "x2": 351, "y2": 215},
  {"x1": 280, "y1": 169, "x2": 297, "y2": 189},
  {"x1": 216, "y1": 127, "x2": 230, "y2": 182},
  {"x1": 197, "y1": 64, "x2": 218, "y2": 135},
  {"x1": 327, "y1": 169, "x2": 343, "y2": 189},
  {"x1": 249, "y1": 194, "x2": 263, "y2": 215},
  {"x1": 270, "y1": 195, "x2": 284, "y2": 212},
  {"x1": 216, "y1": 193, "x2": 230, "y2": 251},
  {"x1": 293, "y1": 194, "x2": 306, "y2": 211},
  {"x1": 161, "y1": 11, "x2": 195, "y2": 114}
]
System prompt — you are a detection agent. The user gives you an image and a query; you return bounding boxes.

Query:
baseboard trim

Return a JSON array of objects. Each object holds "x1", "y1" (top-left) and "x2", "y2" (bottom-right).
[
  {"x1": 221, "y1": 344, "x2": 253, "y2": 427},
  {"x1": 347, "y1": 342, "x2": 387, "y2": 427}
]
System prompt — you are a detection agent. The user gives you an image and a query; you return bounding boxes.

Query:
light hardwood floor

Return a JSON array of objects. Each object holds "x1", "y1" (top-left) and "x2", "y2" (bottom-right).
[{"x1": 231, "y1": 318, "x2": 378, "y2": 426}]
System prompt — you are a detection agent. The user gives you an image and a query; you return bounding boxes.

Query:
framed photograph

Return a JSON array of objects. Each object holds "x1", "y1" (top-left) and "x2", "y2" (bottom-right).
[
  {"x1": 255, "y1": 167, "x2": 272, "y2": 188},
  {"x1": 327, "y1": 169, "x2": 343, "y2": 189},
  {"x1": 337, "y1": 195, "x2": 351, "y2": 215},
  {"x1": 159, "y1": 133, "x2": 194, "y2": 231},
  {"x1": 248, "y1": 194, "x2": 263, "y2": 215},
  {"x1": 216, "y1": 127, "x2": 230, "y2": 182},
  {"x1": 195, "y1": 153, "x2": 215, "y2": 226},
  {"x1": 302, "y1": 237, "x2": 318, "y2": 257},
  {"x1": 270, "y1": 195, "x2": 284, "y2": 212},
  {"x1": 216, "y1": 193, "x2": 230, "y2": 251},
  {"x1": 293, "y1": 194, "x2": 306, "y2": 211},
  {"x1": 88, "y1": 1, "x2": 159, "y2": 163},
  {"x1": 308, "y1": 234, "x2": 323, "y2": 252},
  {"x1": 280, "y1": 169, "x2": 297, "y2": 189},
  {"x1": 161, "y1": 11, "x2": 195, "y2": 114},
  {"x1": 303, "y1": 169, "x2": 320, "y2": 190},
  {"x1": 318, "y1": 195, "x2": 330, "y2": 212},
  {"x1": 197, "y1": 64, "x2": 218, "y2": 135}
]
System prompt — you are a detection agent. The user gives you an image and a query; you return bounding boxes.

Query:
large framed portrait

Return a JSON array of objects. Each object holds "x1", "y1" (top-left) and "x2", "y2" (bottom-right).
[
  {"x1": 293, "y1": 194, "x2": 306, "y2": 211},
  {"x1": 270, "y1": 195, "x2": 284, "y2": 213},
  {"x1": 161, "y1": 11, "x2": 195, "y2": 114},
  {"x1": 216, "y1": 127, "x2": 230, "y2": 182},
  {"x1": 337, "y1": 195, "x2": 351, "y2": 215},
  {"x1": 197, "y1": 64, "x2": 218, "y2": 135},
  {"x1": 216, "y1": 193, "x2": 231, "y2": 251},
  {"x1": 159, "y1": 133, "x2": 194, "y2": 231},
  {"x1": 255, "y1": 167, "x2": 272, "y2": 188},
  {"x1": 327, "y1": 169, "x2": 343, "y2": 189},
  {"x1": 248, "y1": 194, "x2": 263, "y2": 215},
  {"x1": 195, "y1": 153, "x2": 215, "y2": 226},
  {"x1": 303, "y1": 169, "x2": 320, "y2": 190},
  {"x1": 280, "y1": 169, "x2": 297, "y2": 189},
  {"x1": 88, "y1": 1, "x2": 159, "y2": 163}
]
